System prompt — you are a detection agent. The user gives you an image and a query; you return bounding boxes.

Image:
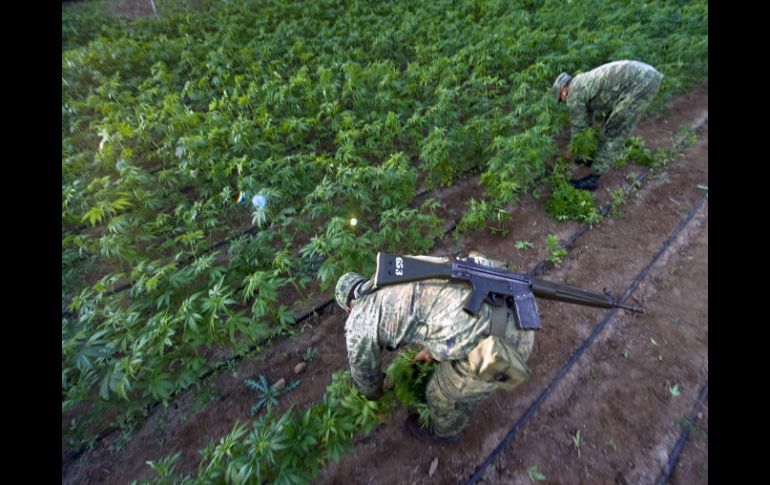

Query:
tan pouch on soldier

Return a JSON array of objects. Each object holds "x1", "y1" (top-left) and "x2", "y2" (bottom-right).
[{"x1": 467, "y1": 336, "x2": 530, "y2": 391}]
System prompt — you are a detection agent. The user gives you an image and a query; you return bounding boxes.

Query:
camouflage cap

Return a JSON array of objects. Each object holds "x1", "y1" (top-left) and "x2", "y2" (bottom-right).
[
  {"x1": 335, "y1": 272, "x2": 369, "y2": 310},
  {"x1": 552, "y1": 72, "x2": 572, "y2": 103}
]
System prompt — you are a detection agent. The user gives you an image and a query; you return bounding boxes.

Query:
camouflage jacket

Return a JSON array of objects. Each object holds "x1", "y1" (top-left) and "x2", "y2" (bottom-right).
[
  {"x1": 567, "y1": 60, "x2": 662, "y2": 136},
  {"x1": 344, "y1": 255, "x2": 526, "y2": 397}
]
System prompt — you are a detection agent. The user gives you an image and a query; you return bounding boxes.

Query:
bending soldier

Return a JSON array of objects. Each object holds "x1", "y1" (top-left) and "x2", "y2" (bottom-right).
[
  {"x1": 336, "y1": 252, "x2": 535, "y2": 445},
  {"x1": 552, "y1": 60, "x2": 663, "y2": 191}
]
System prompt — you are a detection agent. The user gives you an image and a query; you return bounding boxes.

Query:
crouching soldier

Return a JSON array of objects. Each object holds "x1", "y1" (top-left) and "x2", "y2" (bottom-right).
[
  {"x1": 335, "y1": 252, "x2": 535, "y2": 445},
  {"x1": 553, "y1": 60, "x2": 663, "y2": 191}
]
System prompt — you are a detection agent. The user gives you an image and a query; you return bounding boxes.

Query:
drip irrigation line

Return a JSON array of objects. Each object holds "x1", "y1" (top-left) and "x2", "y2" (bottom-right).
[
  {"x1": 64, "y1": 183, "x2": 197, "y2": 237},
  {"x1": 68, "y1": 161, "x2": 471, "y2": 308},
  {"x1": 77, "y1": 113, "x2": 710, "y2": 304},
  {"x1": 656, "y1": 383, "x2": 708, "y2": 485},
  {"x1": 62, "y1": 138, "x2": 689, "y2": 466},
  {"x1": 63, "y1": 179, "x2": 465, "y2": 468},
  {"x1": 62, "y1": 425, "x2": 120, "y2": 466},
  {"x1": 73, "y1": 183, "x2": 442, "y2": 305},
  {"x1": 465, "y1": 192, "x2": 708, "y2": 485},
  {"x1": 63, "y1": 114, "x2": 707, "y2": 468},
  {"x1": 62, "y1": 295, "x2": 340, "y2": 468}
]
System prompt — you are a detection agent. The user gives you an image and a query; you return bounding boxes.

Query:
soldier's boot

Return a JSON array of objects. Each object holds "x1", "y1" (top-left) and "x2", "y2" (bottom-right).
[
  {"x1": 404, "y1": 413, "x2": 462, "y2": 446},
  {"x1": 569, "y1": 173, "x2": 601, "y2": 191}
]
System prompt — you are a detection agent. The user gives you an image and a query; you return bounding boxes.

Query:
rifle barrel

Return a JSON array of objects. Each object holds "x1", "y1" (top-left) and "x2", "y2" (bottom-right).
[{"x1": 531, "y1": 278, "x2": 643, "y2": 313}]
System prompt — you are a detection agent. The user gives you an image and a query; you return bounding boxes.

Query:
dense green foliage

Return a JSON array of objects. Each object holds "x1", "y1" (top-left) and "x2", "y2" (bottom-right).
[
  {"x1": 135, "y1": 371, "x2": 387, "y2": 484},
  {"x1": 544, "y1": 160, "x2": 601, "y2": 223},
  {"x1": 136, "y1": 351, "x2": 435, "y2": 484},
  {"x1": 618, "y1": 136, "x2": 660, "y2": 167},
  {"x1": 545, "y1": 181, "x2": 602, "y2": 224},
  {"x1": 385, "y1": 347, "x2": 438, "y2": 426},
  {"x1": 62, "y1": 0, "x2": 708, "y2": 453},
  {"x1": 567, "y1": 127, "x2": 600, "y2": 160}
]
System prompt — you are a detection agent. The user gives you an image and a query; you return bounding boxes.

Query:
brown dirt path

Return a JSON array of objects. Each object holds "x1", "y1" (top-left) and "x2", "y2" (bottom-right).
[{"x1": 473, "y1": 197, "x2": 708, "y2": 485}]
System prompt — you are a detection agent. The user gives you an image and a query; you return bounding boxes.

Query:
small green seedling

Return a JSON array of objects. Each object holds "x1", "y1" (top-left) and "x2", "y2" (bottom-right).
[
  {"x1": 245, "y1": 374, "x2": 301, "y2": 415},
  {"x1": 145, "y1": 451, "x2": 182, "y2": 482},
  {"x1": 108, "y1": 427, "x2": 134, "y2": 455},
  {"x1": 669, "y1": 384, "x2": 680, "y2": 398},
  {"x1": 245, "y1": 375, "x2": 280, "y2": 414},
  {"x1": 544, "y1": 182, "x2": 601, "y2": 224},
  {"x1": 622, "y1": 348, "x2": 631, "y2": 359},
  {"x1": 515, "y1": 240, "x2": 534, "y2": 250},
  {"x1": 572, "y1": 430, "x2": 582, "y2": 458},
  {"x1": 304, "y1": 346, "x2": 319, "y2": 362},
  {"x1": 677, "y1": 125, "x2": 698, "y2": 146},
  {"x1": 609, "y1": 188, "x2": 626, "y2": 217},
  {"x1": 607, "y1": 438, "x2": 619, "y2": 452},
  {"x1": 527, "y1": 465, "x2": 546, "y2": 482},
  {"x1": 546, "y1": 235, "x2": 567, "y2": 266}
]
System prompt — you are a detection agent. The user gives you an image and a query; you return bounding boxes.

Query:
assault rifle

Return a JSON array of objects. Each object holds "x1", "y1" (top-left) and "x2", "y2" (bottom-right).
[{"x1": 372, "y1": 252, "x2": 643, "y2": 330}]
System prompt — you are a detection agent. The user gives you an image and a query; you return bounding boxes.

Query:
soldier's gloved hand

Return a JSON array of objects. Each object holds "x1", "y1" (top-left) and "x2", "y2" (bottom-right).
[{"x1": 412, "y1": 348, "x2": 435, "y2": 364}]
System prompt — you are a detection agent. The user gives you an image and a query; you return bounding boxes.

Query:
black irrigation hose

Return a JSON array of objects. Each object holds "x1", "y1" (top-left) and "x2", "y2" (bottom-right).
[
  {"x1": 73, "y1": 175, "x2": 447, "y2": 305},
  {"x1": 97, "y1": 172, "x2": 463, "y2": 299},
  {"x1": 62, "y1": 223, "x2": 262, "y2": 307},
  {"x1": 465, "y1": 192, "x2": 708, "y2": 485},
  {"x1": 64, "y1": 206, "x2": 456, "y2": 464},
  {"x1": 62, "y1": 185, "x2": 465, "y2": 468},
  {"x1": 62, "y1": 425, "x2": 121, "y2": 466},
  {"x1": 656, "y1": 383, "x2": 708, "y2": 485},
  {"x1": 63, "y1": 183, "x2": 197, "y2": 238},
  {"x1": 61, "y1": 295, "x2": 341, "y2": 468},
  {"x1": 189, "y1": 200, "x2": 463, "y2": 384},
  {"x1": 80, "y1": 112, "x2": 710, "y2": 304},
  {"x1": 72, "y1": 166, "x2": 466, "y2": 305},
  {"x1": 63, "y1": 115, "x2": 708, "y2": 468},
  {"x1": 68, "y1": 134, "x2": 705, "y2": 467}
]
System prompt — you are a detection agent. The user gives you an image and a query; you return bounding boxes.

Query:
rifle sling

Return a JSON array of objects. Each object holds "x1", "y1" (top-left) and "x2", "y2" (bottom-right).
[
  {"x1": 489, "y1": 304, "x2": 510, "y2": 338},
  {"x1": 368, "y1": 275, "x2": 510, "y2": 336}
]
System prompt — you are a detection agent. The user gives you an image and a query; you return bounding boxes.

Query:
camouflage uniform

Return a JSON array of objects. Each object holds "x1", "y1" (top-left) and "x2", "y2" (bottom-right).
[
  {"x1": 344, "y1": 254, "x2": 535, "y2": 438},
  {"x1": 565, "y1": 60, "x2": 663, "y2": 174}
]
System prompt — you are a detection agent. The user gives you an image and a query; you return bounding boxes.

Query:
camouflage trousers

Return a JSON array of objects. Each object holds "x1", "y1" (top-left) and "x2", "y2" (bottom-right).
[
  {"x1": 425, "y1": 328, "x2": 535, "y2": 438},
  {"x1": 591, "y1": 71, "x2": 663, "y2": 174}
]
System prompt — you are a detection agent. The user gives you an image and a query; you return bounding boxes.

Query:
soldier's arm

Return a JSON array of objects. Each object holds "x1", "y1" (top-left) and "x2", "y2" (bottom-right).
[
  {"x1": 567, "y1": 92, "x2": 591, "y2": 138},
  {"x1": 346, "y1": 324, "x2": 384, "y2": 399}
]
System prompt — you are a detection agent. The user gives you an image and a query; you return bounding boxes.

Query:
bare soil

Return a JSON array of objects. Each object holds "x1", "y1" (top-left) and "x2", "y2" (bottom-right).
[{"x1": 62, "y1": 82, "x2": 708, "y2": 485}]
